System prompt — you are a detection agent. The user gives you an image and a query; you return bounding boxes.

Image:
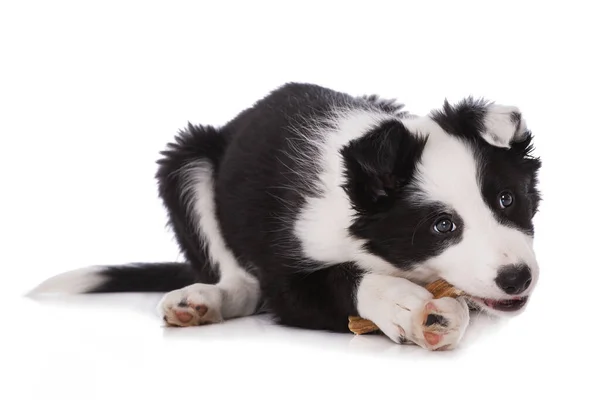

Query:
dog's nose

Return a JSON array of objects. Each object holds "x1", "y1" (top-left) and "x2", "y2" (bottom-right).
[{"x1": 495, "y1": 264, "x2": 532, "y2": 295}]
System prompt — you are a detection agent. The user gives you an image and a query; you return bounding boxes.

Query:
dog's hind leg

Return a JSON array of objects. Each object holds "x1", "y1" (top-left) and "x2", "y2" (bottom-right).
[
  {"x1": 156, "y1": 126, "x2": 261, "y2": 327},
  {"x1": 29, "y1": 124, "x2": 260, "y2": 327},
  {"x1": 159, "y1": 275, "x2": 259, "y2": 327}
]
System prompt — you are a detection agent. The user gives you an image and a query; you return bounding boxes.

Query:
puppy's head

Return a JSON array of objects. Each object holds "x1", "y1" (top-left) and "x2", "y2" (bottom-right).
[{"x1": 343, "y1": 99, "x2": 541, "y2": 315}]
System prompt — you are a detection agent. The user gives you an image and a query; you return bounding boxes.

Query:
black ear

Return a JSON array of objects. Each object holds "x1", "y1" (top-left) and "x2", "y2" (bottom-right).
[{"x1": 341, "y1": 120, "x2": 427, "y2": 213}]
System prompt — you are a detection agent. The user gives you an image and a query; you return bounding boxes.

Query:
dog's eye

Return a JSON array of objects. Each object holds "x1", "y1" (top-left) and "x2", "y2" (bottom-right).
[
  {"x1": 498, "y1": 191, "x2": 514, "y2": 208},
  {"x1": 433, "y1": 217, "x2": 456, "y2": 234}
]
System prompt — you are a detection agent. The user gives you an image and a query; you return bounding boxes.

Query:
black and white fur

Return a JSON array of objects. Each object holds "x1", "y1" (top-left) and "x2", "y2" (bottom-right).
[{"x1": 31, "y1": 83, "x2": 541, "y2": 351}]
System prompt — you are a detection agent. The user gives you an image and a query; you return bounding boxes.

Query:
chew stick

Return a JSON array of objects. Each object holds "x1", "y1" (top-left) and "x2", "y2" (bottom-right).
[{"x1": 348, "y1": 279, "x2": 464, "y2": 335}]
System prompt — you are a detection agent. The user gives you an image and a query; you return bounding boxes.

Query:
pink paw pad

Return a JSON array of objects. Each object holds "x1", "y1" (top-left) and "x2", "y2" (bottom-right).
[
  {"x1": 174, "y1": 311, "x2": 193, "y2": 323},
  {"x1": 194, "y1": 305, "x2": 208, "y2": 317},
  {"x1": 423, "y1": 331, "x2": 442, "y2": 345}
]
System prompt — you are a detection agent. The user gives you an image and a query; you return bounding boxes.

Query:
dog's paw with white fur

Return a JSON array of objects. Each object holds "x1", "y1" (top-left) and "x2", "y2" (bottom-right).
[
  {"x1": 356, "y1": 274, "x2": 470, "y2": 351},
  {"x1": 410, "y1": 297, "x2": 469, "y2": 351},
  {"x1": 159, "y1": 283, "x2": 223, "y2": 327}
]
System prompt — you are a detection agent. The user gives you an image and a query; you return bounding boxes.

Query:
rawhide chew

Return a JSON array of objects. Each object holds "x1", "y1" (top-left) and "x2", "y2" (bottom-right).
[{"x1": 347, "y1": 279, "x2": 464, "y2": 335}]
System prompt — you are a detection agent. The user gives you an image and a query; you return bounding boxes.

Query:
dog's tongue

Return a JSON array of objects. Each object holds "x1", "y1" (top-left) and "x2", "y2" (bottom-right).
[{"x1": 484, "y1": 299, "x2": 496, "y2": 307}]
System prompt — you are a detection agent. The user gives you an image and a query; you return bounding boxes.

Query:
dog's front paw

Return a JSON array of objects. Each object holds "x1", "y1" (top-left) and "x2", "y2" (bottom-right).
[
  {"x1": 410, "y1": 297, "x2": 470, "y2": 351},
  {"x1": 158, "y1": 283, "x2": 223, "y2": 327},
  {"x1": 356, "y1": 274, "x2": 470, "y2": 351}
]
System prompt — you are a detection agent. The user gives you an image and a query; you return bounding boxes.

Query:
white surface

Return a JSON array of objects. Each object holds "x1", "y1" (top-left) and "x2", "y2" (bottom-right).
[{"x1": 1, "y1": 1, "x2": 598, "y2": 399}]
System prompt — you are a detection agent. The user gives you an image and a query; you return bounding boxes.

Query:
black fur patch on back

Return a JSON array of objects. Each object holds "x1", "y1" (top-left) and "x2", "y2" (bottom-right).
[{"x1": 361, "y1": 94, "x2": 408, "y2": 117}]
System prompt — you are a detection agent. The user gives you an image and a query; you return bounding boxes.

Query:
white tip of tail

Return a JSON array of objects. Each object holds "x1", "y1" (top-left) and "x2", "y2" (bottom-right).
[{"x1": 27, "y1": 267, "x2": 106, "y2": 296}]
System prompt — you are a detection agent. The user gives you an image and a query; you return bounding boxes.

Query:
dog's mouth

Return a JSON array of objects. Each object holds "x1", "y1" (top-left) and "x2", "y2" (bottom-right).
[{"x1": 470, "y1": 296, "x2": 529, "y2": 312}]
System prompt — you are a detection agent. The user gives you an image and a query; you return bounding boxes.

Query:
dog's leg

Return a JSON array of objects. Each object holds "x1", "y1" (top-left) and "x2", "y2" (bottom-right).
[
  {"x1": 356, "y1": 274, "x2": 469, "y2": 350},
  {"x1": 157, "y1": 125, "x2": 261, "y2": 327},
  {"x1": 160, "y1": 272, "x2": 259, "y2": 327},
  {"x1": 160, "y1": 283, "x2": 224, "y2": 326},
  {"x1": 264, "y1": 263, "x2": 363, "y2": 332},
  {"x1": 265, "y1": 265, "x2": 468, "y2": 350}
]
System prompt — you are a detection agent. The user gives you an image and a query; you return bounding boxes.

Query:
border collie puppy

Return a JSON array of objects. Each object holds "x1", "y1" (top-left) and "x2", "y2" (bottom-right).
[{"x1": 32, "y1": 83, "x2": 541, "y2": 350}]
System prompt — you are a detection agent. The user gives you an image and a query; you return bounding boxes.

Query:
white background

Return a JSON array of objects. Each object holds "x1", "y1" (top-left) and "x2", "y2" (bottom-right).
[{"x1": 1, "y1": 1, "x2": 598, "y2": 399}]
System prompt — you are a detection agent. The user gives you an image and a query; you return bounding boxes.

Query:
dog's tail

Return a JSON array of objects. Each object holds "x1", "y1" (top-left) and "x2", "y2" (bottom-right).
[
  {"x1": 27, "y1": 262, "x2": 218, "y2": 295},
  {"x1": 30, "y1": 122, "x2": 231, "y2": 296}
]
